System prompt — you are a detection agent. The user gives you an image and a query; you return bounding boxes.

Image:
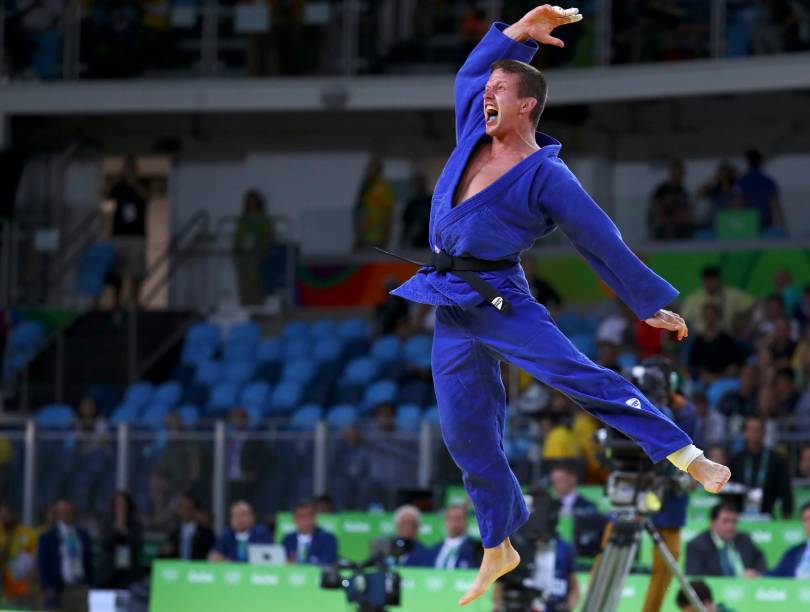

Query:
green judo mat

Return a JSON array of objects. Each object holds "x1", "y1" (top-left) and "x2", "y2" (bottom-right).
[{"x1": 150, "y1": 562, "x2": 810, "y2": 611}]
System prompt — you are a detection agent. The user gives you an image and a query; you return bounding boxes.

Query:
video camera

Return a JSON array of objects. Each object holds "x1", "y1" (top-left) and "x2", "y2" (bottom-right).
[{"x1": 319, "y1": 539, "x2": 404, "y2": 612}]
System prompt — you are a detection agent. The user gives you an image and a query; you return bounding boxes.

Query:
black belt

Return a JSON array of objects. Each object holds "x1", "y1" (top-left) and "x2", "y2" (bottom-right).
[{"x1": 375, "y1": 247, "x2": 514, "y2": 314}]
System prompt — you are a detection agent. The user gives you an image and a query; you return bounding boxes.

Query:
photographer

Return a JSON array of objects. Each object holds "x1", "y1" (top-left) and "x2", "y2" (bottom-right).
[{"x1": 494, "y1": 491, "x2": 579, "y2": 612}]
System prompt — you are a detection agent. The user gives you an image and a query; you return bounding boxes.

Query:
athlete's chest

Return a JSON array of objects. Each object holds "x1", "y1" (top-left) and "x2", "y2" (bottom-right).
[{"x1": 452, "y1": 143, "x2": 526, "y2": 207}]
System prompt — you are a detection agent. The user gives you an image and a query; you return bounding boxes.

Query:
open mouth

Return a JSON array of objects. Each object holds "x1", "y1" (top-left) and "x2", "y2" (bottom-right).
[{"x1": 485, "y1": 104, "x2": 498, "y2": 123}]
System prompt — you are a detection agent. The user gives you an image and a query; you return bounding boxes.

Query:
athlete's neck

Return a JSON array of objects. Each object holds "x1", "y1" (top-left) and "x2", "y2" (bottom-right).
[{"x1": 490, "y1": 126, "x2": 539, "y2": 157}]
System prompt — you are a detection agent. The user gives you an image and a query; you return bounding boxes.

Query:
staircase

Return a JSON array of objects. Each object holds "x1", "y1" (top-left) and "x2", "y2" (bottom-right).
[{"x1": 25, "y1": 309, "x2": 193, "y2": 409}]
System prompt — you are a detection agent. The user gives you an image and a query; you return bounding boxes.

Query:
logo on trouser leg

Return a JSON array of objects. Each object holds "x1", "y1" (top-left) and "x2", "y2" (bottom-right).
[
  {"x1": 491, "y1": 296, "x2": 504, "y2": 311},
  {"x1": 625, "y1": 398, "x2": 642, "y2": 409}
]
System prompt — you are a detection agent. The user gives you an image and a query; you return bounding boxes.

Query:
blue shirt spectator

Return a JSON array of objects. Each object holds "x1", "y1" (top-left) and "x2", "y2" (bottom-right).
[
  {"x1": 209, "y1": 501, "x2": 272, "y2": 563},
  {"x1": 739, "y1": 149, "x2": 784, "y2": 231},
  {"x1": 281, "y1": 501, "x2": 337, "y2": 565},
  {"x1": 770, "y1": 502, "x2": 810, "y2": 577},
  {"x1": 425, "y1": 506, "x2": 481, "y2": 570}
]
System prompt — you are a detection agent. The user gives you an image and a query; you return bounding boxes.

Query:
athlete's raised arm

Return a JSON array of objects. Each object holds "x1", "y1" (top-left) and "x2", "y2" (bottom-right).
[{"x1": 453, "y1": 5, "x2": 582, "y2": 143}]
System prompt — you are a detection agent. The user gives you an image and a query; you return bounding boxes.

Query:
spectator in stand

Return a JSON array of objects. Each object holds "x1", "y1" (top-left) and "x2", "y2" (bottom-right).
[
  {"x1": 774, "y1": 268, "x2": 802, "y2": 315},
  {"x1": 313, "y1": 495, "x2": 335, "y2": 515},
  {"x1": 363, "y1": 403, "x2": 418, "y2": 507},
  {"x1": 426, "y1": 505, "x2": 481, "y2": 570},
  {"x1": 774, "y1": 367, "x2": 799, "y2": 414},
  {"x1": 37, "y1": 499, "x2": 94, "y2": 612},
  {"x1": 793, "y1": 349, "x2": 810, "y2": 422},
  {"x1": 330, "y1": 425, "x2": 371, "y2": 510},
  {"x1": 794, "y1": 285, "x2": 810, "y2": 330},
  {"x1": 282, "y1": 500, "x2": 337, "y2": 565},
  {"x1": 648, "y1": 160, "x2": 693, "y2": 240},
  {"x1": 353, "y1": 158, "x2": 394, "y2": 250},
  {"x1": 769, "y1": 502, "x2": 810, "y2": 577},
  {"x1": 521, "y1": 255, "x2": 562, "y2": 315},
  {"x1": 374, "y1": 277, "x2": 411, "y2": 336},
  {"x1": 370, "y1": 505, "x2": 430, "y2": 567},
  {"x1": 675, "y1": 579, "x2": 736, "y2": 612},
  {"x1": 457, "y1": 7, "x2": 489, "y2": 66},
  {"x1": 687, "y1": 303, "x2": 743, "y2": 382},
  {"x1": 796, "y1": 445, "x2": 810, "y2": 480},
  {"x1": 400, "y1": 172, "x2": 432, "y2": 249},
  {"x1": 685, "y1": 502, "x2": 767, "y2": 577},
  {"x1": 716, "y1": 365, "x2": 758, "y2": 438},
  {"x1": 768, "y1": 318, "x2": 799, "y2": 369},
  {"x1": 0, "y1": 504, "x2": 38, "y2": 607},
  {"x1": 729, "y1": 416, "x2": 793, "y2": 518},
  {"x1": 548, "y1": 460, "x2": 597, "y2": 517},
  {"x1": 99, "y1": 492, "x2": 142, "y2": 590},
  {"x1": 540, "y1": 393, "x2": 581, "y2": 461},
  {"x1": 595, "y1": 330, "x2": 621, "y2": 373},
  {"x1": 739, "y1": 148, "x2": 785, "y2": 233},
  {"x1": 225, "y1": 406, "x2": 266, "y2": 507},
  {"x1": 161, "y1": 493, "x2": 215, "y2": 561},
  {"x1": 756, "y1": 293, "x2": 799, "y2": 343},
  {"x1": 209, "y1": 501, "x2": 272, "y2": 563},
  {"x1": 697, "y1": 160, "x2": 741, "y2": 226},
  {"x1": 681, "y1": 267, "x2": 756, "y2": 334},
  {"x1": 106, "y1": 156, "x2": 150, "y2": 307},
  {"x1": 232, "y1": 190, "x2": 274, "y2": 306},
  {"x1": 706, "y1": 443, "x2": 728, "y2": 467}
]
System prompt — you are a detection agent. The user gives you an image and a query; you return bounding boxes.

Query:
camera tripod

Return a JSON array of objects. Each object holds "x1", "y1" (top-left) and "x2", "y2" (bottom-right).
[{"x1": 581, "y1": 511, "x2": 707, "y2": 612}]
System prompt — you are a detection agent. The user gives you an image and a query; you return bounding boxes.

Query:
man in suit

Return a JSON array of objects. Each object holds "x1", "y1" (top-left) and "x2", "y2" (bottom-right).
[
  {"x1": 427, "y1": 505, "x2": 482, "y2": 570},
  {"x1": 37, "y1": 499, "x2": 94, "y2": 612},
  {"x1": 548, "y1": 459, "x2": 597, "y2": 517},
  {"x1": 208, "y1": 500, "x2": 272, "y2": 562},
  {"x1": 770, "y1": 501, "x2": 810, "y2": 577},
  {"x1": 675, "y1": 580, "x2": 737, "y2": 612},
  {"x1": 728, "y1": 415, "x2": 793, "y2": 518},
  {"x1": 369, "y1": 504, "x2": 430, "y2": 567},
  {"x1": 161, "y1": 493, "x2": 215, "y2": 561},
  {"x1": 282, "y1": 500, "x2": 337, "y2": 565},
  {"x1": 685, "y1": 502, "x2": 767, "y2": 577}
]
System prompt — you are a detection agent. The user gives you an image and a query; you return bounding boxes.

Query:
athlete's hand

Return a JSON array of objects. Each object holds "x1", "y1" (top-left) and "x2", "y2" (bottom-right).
[
  {"x1": 504, "y1": 5, "x2": 583, "y2": 47},
  {"x1": 645, "y1": 309, "x2": 689, "y2": 341}
]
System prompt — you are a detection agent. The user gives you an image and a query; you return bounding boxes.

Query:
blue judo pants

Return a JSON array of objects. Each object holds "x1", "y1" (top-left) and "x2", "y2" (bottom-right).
[{"x1": 431, "y1": 286, "x2": 692, "y2": 549}]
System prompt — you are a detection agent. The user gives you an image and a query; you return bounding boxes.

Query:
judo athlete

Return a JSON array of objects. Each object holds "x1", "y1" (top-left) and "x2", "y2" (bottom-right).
[{"x1": 388, "y1": 5, "x2": 732, "y2": 606}]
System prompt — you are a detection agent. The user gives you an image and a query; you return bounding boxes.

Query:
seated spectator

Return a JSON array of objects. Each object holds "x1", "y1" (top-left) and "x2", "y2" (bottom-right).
[
  {"x1": 209, "y1": 501, "x2": 272, "y2": 563},
  {"x1": 282, "y1": 500, "x2": 337, "y2": 566},
  {"x1": 739, "y1": 148, "x2": 784, "y2": 233},
  {"x1": 687, "y1": 303, "x2": 742, "y2": 381},
  {"x1": 548, "y1": 460, "x2": 597, "y2": 517},
  {"x1": 774, "y1": 367, "x2": 799, "y2": 414},
  {"x1": 770, "y1": 502, "x2": 810, "y2": 577},
  {"x1": 729, "y1": 416, "x2": 793, "y2": 518},
  {"x1": 717, "y1": 365, "x2": 758, "y2": 421},
  {"x1": 374, "y1": 278, "x2": 411, "y2": 336},
  {"x1": 313, "y1": 495, "x2": 335, "y2": 515},
  {"x1": 353, "y1": 158, "x2": 394, "y2": 250},
  {"x1": 161, "y1": 493, "x2": 215, "y2": 561},
  {"x1": 540, "y1": 393, "x2": 581, "y2": 460},
  {"x1": 426, "y1": 505, "x2": 481, "y2": 570},
  {"x1": 706, "y1": 443, "x2": 728, "y2": 467},
  {"x1": 793, "y1": 285, "x2": 810, "y2": 330},
  {"x1": 681, "y1": 267, "x2": 755, "y2": 334},
  {"x1": 648, "y1": 159, "x2": 693, "y2": 240},
  {"x1": 675, "y1": 579, "x2": 735, "y2": 612},
  {"x1": 697, "y1": 160, "x2": 741, "y2": 225},
  {"x1": 330, "y1": 425, "x2": 371, "y2": 510},
  {"x1": 797, "y1": 445, "x2": 810, "y2": 481},
  {"x1": 685, "y1": 502, "x2": 767, "y2": 577},
  {"x1": 370, "y1": 505, "x2": 430, "y2": 567},
  {"x1": 0, "y1": 504, "x2": 38, "y2": 607},
  {"x1": 773, "y1": 268, "x2": 802, "y2": 315},
  {"x1": 37, "y1": 499, "x2": 94, "y2": 611},
  {"x1": 400, "y1": 172, "x2": 431, "y2": 249},
  {"x1": 769, "y1": 318, "x2": 799, "y2": 368},
  {"x1": 99, "y1": 492, "x2": 142, "y2": 590},
  {"x1": 225, "y1": 406, "x2": 265, "y2": 507},
  {"x1": 595, "y1": 331, "x2": 621, "y2": 373},
  {"x1": 694, "y1": 390, "x2": 726, "y2": 446}
]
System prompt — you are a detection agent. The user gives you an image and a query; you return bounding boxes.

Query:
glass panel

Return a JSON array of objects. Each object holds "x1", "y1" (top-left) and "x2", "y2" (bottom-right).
[
  {"x1": 215, "y1": 1, "x2": 341, "y2": 76},
  {"x1": 724, "y1": 0, "x2": 810, "y2": 58},
  {"x1": 35, "y1": 427, "x2": 118, "y2": 525},
  {"x1": 611, "y1": 0, "x2": 711, "y2": 64},
  {"x1": 129, "y1": 428, "x2": 214, "y2": 531},
  {"x1": 79, "y1": 0, "x2": 203, "y2": 78},
  {"x1": 327, "y1": 426, "x2": 419, "y2": 510}
]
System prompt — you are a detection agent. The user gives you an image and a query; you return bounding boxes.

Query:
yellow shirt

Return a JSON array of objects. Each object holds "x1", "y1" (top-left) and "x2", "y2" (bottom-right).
[
  {"x1": 0, "y1": 523, "x2": 38, "y2": 597},
  {"x1": 543, "y1": 425, "x2": 581, "y2": 459}
]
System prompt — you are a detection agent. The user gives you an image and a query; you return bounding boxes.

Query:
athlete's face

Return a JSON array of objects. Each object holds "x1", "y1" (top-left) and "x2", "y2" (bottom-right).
[{"x1": 483, "y1": 70, "x2": 535, "y2": 137}]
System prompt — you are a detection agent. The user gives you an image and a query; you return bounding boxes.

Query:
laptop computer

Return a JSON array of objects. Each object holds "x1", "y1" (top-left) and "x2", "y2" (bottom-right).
[{"x1": 247, "y1": 544, "x2": 287, "y2": 565}]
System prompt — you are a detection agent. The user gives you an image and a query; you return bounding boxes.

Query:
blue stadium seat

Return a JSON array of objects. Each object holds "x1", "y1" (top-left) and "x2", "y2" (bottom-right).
[
  {"x1": 4, "y1": 321, "x2": 46, "y2": 378},
  {"x1": 224, "y1": 361, "x2": 257, "y2": 386},
  {"x1": 337, "y1": 317, "x2": 371, "y2": 341},
  {"x1": 342, "y1": 357, "x2": 379, "y2": 385},
  {"x1": 370, "y1": 335, "x2": 402, "y2": 364},
  {"x1": 300, "y1": 378, "x2": 332, "y2": 407},
  {"x1": 423, "y1": 405, "x2": 440, "y2": 427},
  {"x1": 290, "y1": 404, "x2": 323, "y2": 431},
  {"x1": 312, "y1": 337, "x2": 342, "y2": 363},
  {"x1": 253, "y1": 361, "x2": 282, "y2": 384},
  {"x1": 325, "y1": 405, "x2": 358, "y2": 430},
  {"x1": 241, "y1": 381, "x2": 272, "y2": 412},
  {"x1": 75, "y1": 241, "x2": 116, "y2": 298},
  {"x1": 403, "y1": 335, "x2": 432, "y2": 366},
  {"x1": 268, "y1": 381, "x2": 303, "y2": 415},
  {"x1": 333, "y1": 383, "x2": 364, "y2": 406},
  {"x1": 256, "y1": 339, "x2": 283, "y2": 364},
  {"x1": 181, "y1": 322, "x2": 220, "y2": 365},
  {"x1": 309, "y1": 319, "x2": 337, "y2": 339},
  {"x1": 122, "y1": 381, "x2": 154, "y2": 408},
  {"x1": 617, "y1": 352, "x2": 638, "y2": 370},
  {"x1": 141, "y1": 404, "x2": 172, "y2": 429},
  {"x1": 283, "y1": 338, "x2": 311, "y2": 361},
  {"x1": 36, "y1": 404, "x2": 75, "y2": 430},
  {"x1": 707, "y1": 377, "x2": 741, "y2": 410},
  {"x1": 153, "y1": 381, "x2": 183, "y2": 408},
  {"x1": 281, "y1": 358, "x2": 316, "y2": 385},
  {"x1": 396, "y1": 404, "x2": 423, "y2": 433},
  {"x1": 110, "y1": 403, "x2": 141, "y2": 424},
  {"x1": 177, "y1": 404, "x2": 200, "y2": 428},
  {"x1": 362, "y1": 379, "x2": 398, "y2": 412},
  {"x1": 206, "y1": 382, "x2": 241, "y2": 414},
  {"x1": 244, "y1": 404, "x2": 264, "y2": 430},
  {"x1": 223, "y1": 321, "x2": 262, "y2": 361},
  {"x1": 195, "y1": 360, "x2": 223, "y2": 386},
  {"x1": 281, "y1": 320, "x2": 310, "y2": 341},
  {"x1": 85, "y1": 383, "x2": 121, "y2": 417}
]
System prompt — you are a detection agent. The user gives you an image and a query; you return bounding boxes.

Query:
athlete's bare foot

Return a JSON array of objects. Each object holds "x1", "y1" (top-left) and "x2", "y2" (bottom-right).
[
  {"x1": 458, "y1": 537, "x2": 521, "y2": 606},
  {"x1": 688, "y1": 454, "x2": 731, "y2": 493}
]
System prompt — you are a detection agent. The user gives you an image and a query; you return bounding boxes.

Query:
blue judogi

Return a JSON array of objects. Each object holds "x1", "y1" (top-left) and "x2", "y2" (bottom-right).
[{"x1": 392, "y1": 22, "x2": 692, "y2": 549}]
